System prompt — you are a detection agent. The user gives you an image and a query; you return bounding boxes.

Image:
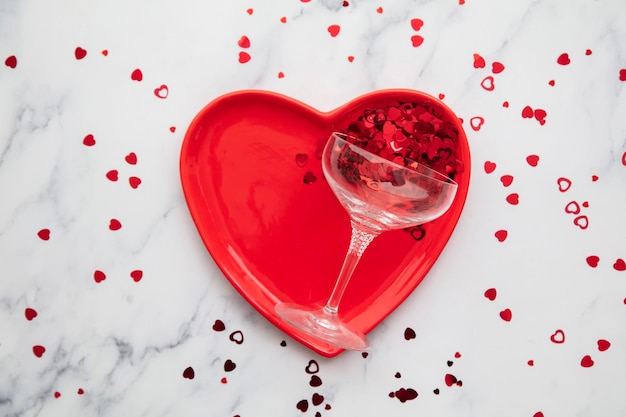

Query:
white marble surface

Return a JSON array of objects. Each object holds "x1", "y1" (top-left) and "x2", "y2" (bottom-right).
[{"x1": 1, "y1": 0, "x2": 626, "y2": 415}]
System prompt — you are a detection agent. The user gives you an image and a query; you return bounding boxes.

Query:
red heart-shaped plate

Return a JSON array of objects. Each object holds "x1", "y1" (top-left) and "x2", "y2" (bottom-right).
[{"x1": 180, "y1": 89, "x2": 470, "y2": 357}]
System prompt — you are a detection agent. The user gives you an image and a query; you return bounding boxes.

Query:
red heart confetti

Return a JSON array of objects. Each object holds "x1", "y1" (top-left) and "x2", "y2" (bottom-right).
[
  {"x1": 229, "y1": 330, "x2": 244, "y2": 344},
  {"x1": 77, "y1": 388, "x2": 84, "y2": 395},
  {"x1": 586, "y1": 255, "x2": 599, "y2": 268},
  {"x1": 573, "y1": 215, "x2": 588, "y2": 230},
  {"x1": 557, "y1": 52, "x2": 570, "y2": 65},
  {"x1": 484, "y1": 288, "x2": 497, "y2": 300},
  {"x1": 376, "y1": 7, "x2": 383, "y2": 13},
  {"x1": 499, "y1": 308, "x2": 512, "y2": 321},
  {"x1": 54, "y1": 392, "x2": 61, "y2": 398},
  {"x1": 328, "y1": 24, "x2": 340, "y2": 37},
  {"x1": 557, "y1": 177, "x2": 572, "y2": 192},
  {"x1": 37, "y1": 229, "x2": 50, "y2": 241},
  {"x1": 83, "y1": 134, "x2": 96, "y2": 146},
  {"x1": 444, "y1": 374, "x2": 458, "y2": 386},
  {"x1": 130, "y1": 270, "x2": 143, "y2": 282},
  {"x1": 74, "y1": 47, "x2": 87, "y2": 60},
  {"x1": 169, "y1": 126, "x2": 176, "y2": 132},
  {"x1": 128, "y1": 176, "x2": 142, "y2": 189},
  {"x1": 224, "y1": 359, "x2": 237, "y2": 372},
  {"x1": 246, "y1": 8, "x2": 253, "y2": 15},
  {"x1": 411, "y1": 35, "x2": 424, "y2": 47},
  {"x1": 526, "y1": 154, "x2": 539, "y2": 167},
  {"x1": 528, "y1": 360, "x2": 534, "y2": 366},
  {"x1": 534, "y1": 413, "x2": 544, "y2": 417},
  {"x1": 125, "y1": 152, "x2": 137, "y2": 165},
  {"x1": 410, "y1": 18, "x2": 424, "y2": 31},
  {"x1": 484, "y1": 161, "x2": 496, "y2": 174},
  {"x1": 481, "y1": 76, "x2": 495, "y2": 91},
  {"x1": 580, "y1": 355, "x2": 594, "y2": 367},
  {"x1": 238, "y1": 51, "x2": 251, "y2": 63},
  {"x1": 521, "y1": 105, "x2": 534, "y2": 118},
  {"x1": 154, "y1": 84, "x2": 169, "y2": 99},
  {"x1": 470, "y1": 116, "x2": 484, "y2": 131},
  {"x1": 220, "y1": 377, "x2": 228, "y2": 384},
  {"x1": 94, "y1": 270, "x2": 106, "y2": 283},
  {"x1": 597, "y1": 339, "x2": 611, "y2": 351},
  {"x1": 585, "y1": 49, "x2": 592, "y2": 55},
  {"x1": 309, "y1": 375, "x2": 322, "y2": 387},
  {"x1": 305, "y1": 360, "x2": 319, "y2": 374},
  {"x1": 506, "y1": 193, "x2": 519, "y2": 205},
  {"x1": 5, "y1": 55, "x2": 17, "y2": 68},
  {"x1": 473, "y1": 53, "x2": 486, "y2": 68},
  {"x1": 494, "y1": 230, "x2": 508, "y2": 242},
  {"x1": 347, "y1": 55, "x2": 355, "y2": 62},
  {"x1": 280, "y1": 16, "x2": 287, "y2": 23},
  {"x1": 33, "y1": 345, "x2": 46, "y2": 357},
  {"x1": 237, "y1": 35, "x2": 250, "y2": 48},
  {"x1": 101, "y1": 50, "x2": 108, "y2": 56},
  {"x1": 312, "y1": 393, "x2": 324, "y2": 406},
  {"x1": 619, "y1": 69, "x2": 626, "y2": 81},
  {"x1": 106, "y1": 170, "x2": 119, "y2": 182},
  {"x1": 278, "y1": 71, "x2": 285, "y2": 78},
  {"x1": 500, "y1": 175, "x2": 513, "y2": 187},
  {"x1": 109, "y1": 219, "x2": 122, "y2": 231},
  {"x1": 549, "y1": 79, "x2": 556, "y2": 86},
  {"x1": 491, "y1": 61, "x2": 505, "y2": 74},
  {"x1": 25, "y1": 308, "x2": 38, "y2": 321},
  {"x1": 390, "y1": 388, "x2": 418, "y2": 402},
  {"x1": 438, "y1": 93, "x2": 445, "y2": 100},
  {"x1": 502, "y1": 101, "x2": 509, "y2": 108},
  {"x1": 296, "y1": 400, "x2": 309, "y2": 412},
  {"x1": 613, "y1": 258, "x2": 626, "y2": 271},
  {"x1": 534, "y1": 108, "x2": 547, "y2": 125},
  {"x1": 131, "y1": 68, "x2": 143, "y2": 81},
  {"x1": 550, "y1": 329, "x2": 565, "y2": 344},
  {"x1": 404, "y1": 327, "x2": 416, "y2": 340},
  {"x1": 183, "y1": 366, "x2": 195, "y2": 379},
  {"x1": 212, "y1": 319, "x2": 226, "y2": 331}
]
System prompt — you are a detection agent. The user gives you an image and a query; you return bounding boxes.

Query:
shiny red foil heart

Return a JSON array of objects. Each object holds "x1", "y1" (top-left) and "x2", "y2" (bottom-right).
[{"x1": 180, "y1": 89, "x2": 471, "y2": 357}]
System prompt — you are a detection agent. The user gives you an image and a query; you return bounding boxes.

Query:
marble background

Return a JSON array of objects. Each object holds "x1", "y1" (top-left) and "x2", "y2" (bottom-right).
[{"x1": 1, "y1": 0, "x2": 625, "y2": 416}]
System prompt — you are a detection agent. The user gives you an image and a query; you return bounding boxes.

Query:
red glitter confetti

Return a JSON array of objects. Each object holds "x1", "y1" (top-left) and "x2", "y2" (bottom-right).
[
  {"x1": 534, "y1": 108, "x2": 547, "y2": 125},
  {"x1": 347, "y1": 56, "x2": 355, "y2": 62},
  {"x1": 77, "y1": 388, "x2": 84, "y2": 395},
  {"x1": 328, "y1": 24, "x2": 340, "y2": 37},
  {"x1": 154, "y1": 84, "x2": 169, "y2": 98},
  {"x1": 74, "y1": 47, "x2": 87, "y2": 60},
  {"x1": 280, "y1": 16, "x2": 287, "y2": 23},
  {"x1": 312, "y1": 393, "x2": 324, "y2": 406},
  {"x1": 481, "y1": 76, "x2": 495, "y2": 91},
  {"x1": 534, "y1": 413, "x2": 544, "y2": 417},
  {"x1": 376, "y1": 7, "x2": 383, "y2": 13},
  {"x1": 586, "y1": 256, "x2": 599, "y2": 267},
  {"x1": 93, "y1": 270, "x2": 106, "y2": 283},
  {"x1": 169, "y1": 126, "x2": 176, "y2": 132},
  {"x1": 303, "y1": 172, "x2": 317, "y2": 184},
  {"x1": 246, "y1": 8, "x2": 253, "y2": 15},
  {"x1": 109, "y1": 219, "x2": 122, "y2": 231},
  {"x1": 585, "y1": 49, "x2": 592, "y2": 55},
  {"x1": 33, "y1": 345, "x2": 46, "y2": 357},
  {"x1": 5, "y1": 55, "x2": 17, "y2": 68},
  {"x1": 557, "y1": 177, "x2": 572, "y2": 192},
  {"x1": 83, "y1": 134, "x2": 96, "y2": 146},
  {"x1": 404, "y1": 327, "x2": 416, "y2": 340},
  {"x1": 278, "y1": 71, "x2": 285, "y2": 78},
  {"x1": 548, "y1": 79, "x2": 555, "y2": 86},
  {"x1": 37, "y1": 229, "x2": 50, "y2": 241},
  {"x1": 528, "y1": 360, "x2": 534, "y2": 366},
  {"x1": 484, "y1": 288, "x2": 497, "y2": 300},
  {"x1": 391, "y1": 388, "x2": 418, "y2": 402},
  {"x1": 502, "y1": 101, "x2": 509, "y2": 107},
  {"x1": 101, "y1": 50, "x2": 108, "y2": 56},
  {"x1": 494, "y1": 230, "x2": 508, "y2": 242},
  {"x1": 54, "y1": 392, "x2": 61, "y2": 398},
  {"x1": 295, "y1": 153, "x2": 309, "y2": 167},
  {"x1": 130, "y1": 270, "x2": 143, "y2": 282},
  {"x1": 296, "y1": 400, "x2": 309, "y2": 412},
  {"x1": 131, "y1": 68, "x2": 143, "y2": 81},
  {"x1": 183, "y1": 367, "x2": 195, "y2": 379},
  {"x1": 25, "y1": 308, "x2": 38, "y2": 320},
  {"x1": 557, "y1": 53, "x2": 570, "y2": 65}
]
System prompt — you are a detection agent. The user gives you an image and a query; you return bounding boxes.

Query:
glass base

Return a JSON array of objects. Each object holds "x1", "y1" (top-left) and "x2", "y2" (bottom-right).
[{"x1": 275, "y1": 303, "x2": 370, "y2": 351}]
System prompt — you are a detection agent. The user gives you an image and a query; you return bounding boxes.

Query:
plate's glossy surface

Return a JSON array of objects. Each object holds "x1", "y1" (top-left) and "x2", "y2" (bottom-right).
[{"x1": 180, "y1": 89, "x2": 471, "y2": 357}]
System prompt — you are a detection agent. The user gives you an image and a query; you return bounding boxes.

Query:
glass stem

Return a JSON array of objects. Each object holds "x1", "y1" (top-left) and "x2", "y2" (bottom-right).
[{"x1": 323, "y1": 221, "x2": 379, "y2": 316}]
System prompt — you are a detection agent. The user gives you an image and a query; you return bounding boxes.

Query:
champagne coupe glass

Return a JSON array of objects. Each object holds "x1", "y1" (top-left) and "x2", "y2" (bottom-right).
[{"x1": 275, "y1": 132, "x2": 459, "y2": 350}]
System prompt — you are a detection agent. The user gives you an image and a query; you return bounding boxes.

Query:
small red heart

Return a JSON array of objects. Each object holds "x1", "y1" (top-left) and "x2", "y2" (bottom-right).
[
  {"x1": 77, "y1": 388, "x2": 84, "y2": 395},
  {"x1": 494, "y1": 230, "x2": 507, "y2": 242},
  {"x1": 484, "y1": 161, "x2": 496, "y2": 174},
  {"x1": 557, "y1": 177, "x2": 572, "y2": 192},
  {"x1": 410, "y1": 18, "x2": 424, "y2": 31},
  {"x1": 305, "y1": 360, "x2": 319, "y2": 374},
  {"x1": 5, "y1": 55, "x2": 17, "y2": 68},
  {"x1": 404, "y1": 327, "x2": 416, "y2": 340},
  {"x1": 180, "y1": 90, "x2": 470, "y2": 357},
  {"x1": 591, "y1": 175, "x2": 599, "y2": 182},
  {"x1": 527, "y1": 360, "x2": 534, "y2": 366},
  {"x1": 411, "y1": 35, "x2": 424, "y2": 47},
  {"x1": 473, "y1": 53, "x2": 486, "y2": 69},
  {"x1": 183, "y1": 366, "x2": 195, "y2": 379},
  {"x1": 480, "y1": 76, "x2": 495, "y2": 91},
  {"x1": 169, "y1": 126, "x2": 176, "y2": 132},
  {"x1": 526, "y1": 154, "x2": 539, "y2": 167},
  {"x1": 619, "y1": 69, "x2": 626, "y2": 82},
  {"x1": 74, "y1": 47, "x2": 87, "y2": 60},
  {"x1": 237, "y1": 36, "x2": 250, "y2": 48},
  {"x1": 500, "y1": 174, "x2": 513, "y2": 187},
  {"x1": 614, "y1": 258, "x2": 626, "y2": 271},
  {"x1": 131, "y1": 69, "x2": 143, "y2": 81},
  {"x1": 101, "y1": 50, "x2": 108, "y2": 56},
  {"x1": 109, "y1": 219, "x2": 122, "y2": 231},
  {"x1": 499, "y1": 308, "x2": 512, "y2": 321},
  {"x1": 106, "y1": 170, "x2": 119, "y2": 182},
  {"x1": 438, "y1": 93, "x2": 445, "y2": 100},
  {"x1": 130, "y1": 270, "x2": 143, "y2": 282},
  {"x1": 573, "y1": 215, "x2": 588, "y2": 230},
  {"x1": 328, "y1": 24, "x2": 340, "y2": 37},
  {"x1": 33, "y1": 345, "x2": 46, "y2": 357},
  {"x1": 444, "y1": 374, "x2": 458, "y2": 386},
  {"x1": 347, "y1": 55, "x2": 355, "y2": 63},
  {"x1": 506, "y1": 193, "x2": 519, "y2": 205},
  {"x1": 580, "y1": 355, "x2": 594, "y2": 368},
  {"x1": 154, "y1": 84, "x2": 169, "y2": 99},
  {"x1": 534, "y1": 109, "x2": 547, "y2": 125},
  {"x1": 491, "y1": 61, "x2": 505, "y2": 74},
  {"x1": 585, "y1": 49, "x2": 592, "y2": 56},
  {"x1": 25, "y1": 308, "x2": 38, "y2": 321},
  {"x1": 224, "y1": 359, "x2": 236, "y2": 372},
  {"x1": 83, "y1": 134, "x2": 96, "y2": 146},
  {"x1": 212, "y1": 319, "x2": 226, "y2": 331},
  {"x1": 586, "y1": 255, "x2": 599, "y2": 268},
  {"x1": 125, "y1": 152, "x2": 137, "y2": 165},
  {"x1": 246, "y1": 8, "x2": 253, "y2": 15},
  {"x1": 565, "y1": 201, "x2": 580, "y2": 214},
  {"x1": 280, "y1": 16, "x2": 287, "y2": 23},
  {"x1": 220, "y1": 377, "x2": 228, "y2": 384},
  {"x1": 54, "y1": 392, "x2": 61, "y2": 399},
  {"x1": 455, "y1": 352, "x2": 462, "y2": 358},
  {"x1": 312, "y1": 393, "x2": 324, "y2": 406},
  {"x1": 376, "y1": 6, "x2": 383, "y2": 13},
  {"x1": 94, "y1": 270, "x2": 106, "y2": 283},
  {"x1": 129, "y1": 176, "x2": 142, "y2": 189},
  {"x1": 37, "y1": 229, "x2": 50, "y2": 241},
  {"x1": 238, "y1": 51, "x2": 251, "y2": 64},
  {"x1": 502, "y1": 101, "x2": 509, "y2": 108},
  {"x1": 557, "y1": 52, "x2": 570, "y2": 65},
  {"x1": 548, "y1": 79, "x2": 555, "y2": 86},
  {"x1": 550, "y1": 329, "x2": 565, "y2": 344},
  {"x1": 469, "y1": 116, "x2": 484, "y2": 131},
  {"x1": 597, "y1": 339, "x2": 611, "y2": 351},
  {"x1": 484, "y1": 287, "x2": 497, "y2": 300},
  {"x1": 521, "y1": 105, "x2": 534, "y2": 118},
  {"x1": 297, "y1": 400, "x2": 309, "y2": 412}
]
